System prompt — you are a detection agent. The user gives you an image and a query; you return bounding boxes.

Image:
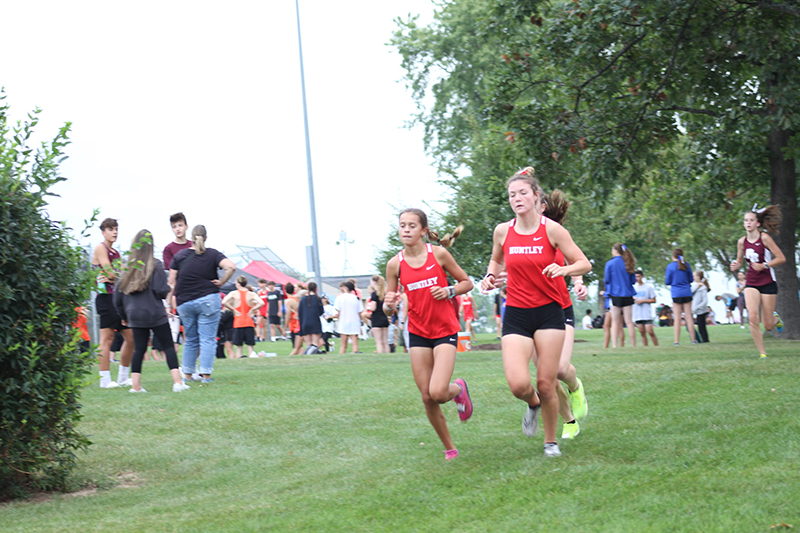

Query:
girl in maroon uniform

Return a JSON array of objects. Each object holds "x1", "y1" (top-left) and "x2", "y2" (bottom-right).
[
  {"x1": 730, "y1": 205, "x2": 785, "y2": 358},
  {"x1": 481, "y1": 168, "x2": 591, "y2": 457},
  {"x1": 384, "y1": 208, "x2": 474, "y2": 460}
]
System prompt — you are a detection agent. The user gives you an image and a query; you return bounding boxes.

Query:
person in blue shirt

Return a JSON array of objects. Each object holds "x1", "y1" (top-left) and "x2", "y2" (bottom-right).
[
  {"x1": 604, "y1": 243, "x2": 637, "y2": 348},
  {"x1": 664, "y1": 247, "x2": 697, "y2": 345}
]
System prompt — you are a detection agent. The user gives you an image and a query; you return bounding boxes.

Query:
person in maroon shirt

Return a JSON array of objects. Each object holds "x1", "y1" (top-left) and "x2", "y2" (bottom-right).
[{"x1": 162, "y1": 212, "x2": 193, "y2": 270}]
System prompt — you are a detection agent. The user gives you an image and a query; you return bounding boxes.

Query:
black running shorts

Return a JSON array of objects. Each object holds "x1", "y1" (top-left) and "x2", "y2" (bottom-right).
[{"x1": 503, "y1": 302, "x2": 565, "y2": 337}]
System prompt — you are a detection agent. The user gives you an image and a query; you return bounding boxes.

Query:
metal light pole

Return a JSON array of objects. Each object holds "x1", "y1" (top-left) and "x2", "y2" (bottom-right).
[{"x1": 295, "y1": 0, "x2": 322, "y2": 290}]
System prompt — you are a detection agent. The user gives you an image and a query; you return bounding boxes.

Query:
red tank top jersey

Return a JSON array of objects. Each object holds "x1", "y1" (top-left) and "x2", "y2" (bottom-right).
[
  {"x1": 503, "y1": 216, "x2": 563, "y2": 308},
  {"x1": 460, "y1": 294, "x2": 475, "y2": 320},
  {"x1": 398, "y1": 243, "x2": 460, "y2": 339},
  {"x1": 743, "y1": 234, "x2": 776, "y2": 286},
  {"x1": 93, "y1": 243, "x2": 121, "y2": 294},
  {"x1": 257, "y1": 289, "x2": 269, "y2": 317},
  {"x1": 287, "y1": 295, "x2": 300, "y2": 333},
  {"x1": 553, "y1": 249, "x2": 571, "y2": 309},
  {"x1": 233, "y1": 289, "x2": 255, "y2": 329}
]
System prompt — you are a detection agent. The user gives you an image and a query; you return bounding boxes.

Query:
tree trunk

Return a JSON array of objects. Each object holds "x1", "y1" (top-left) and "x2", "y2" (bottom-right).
[{"x1": 767, "y1": 126, "x2": 800, "y2": 339}]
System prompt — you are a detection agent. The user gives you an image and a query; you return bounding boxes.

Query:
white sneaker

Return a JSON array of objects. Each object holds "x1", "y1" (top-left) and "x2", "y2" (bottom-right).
[
  {"x1": 172, "y1": 383, "x2": 190, "y2": 392},
  {"x1": 118, "y1": 378, "x2": 133, "y2": 387},
  {"x1": 129, "y1": 387, "x2": 147, "y2": 393},
  {"x1": 522, "y1": 403, "x2": 541, "y2": 437},
  {"x1": 544, "y1": 443, "x2": 562, "y2": 457},
  {"x1": 249, "y1": 352, "x2": 259, "y2": 358},
  {"x1": 100, "y1": 379, "x2": 120, "y2": 388}
]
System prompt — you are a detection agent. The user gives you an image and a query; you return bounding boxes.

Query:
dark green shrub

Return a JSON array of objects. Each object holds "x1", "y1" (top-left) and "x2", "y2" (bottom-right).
[{"x1": 0, "y1": 92, "x2": 94, "y2": 500}]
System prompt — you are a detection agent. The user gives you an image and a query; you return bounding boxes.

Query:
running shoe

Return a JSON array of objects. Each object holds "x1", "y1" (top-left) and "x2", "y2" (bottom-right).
[
  {"x1": 562, "y1": 421, "x2": 580, "y2": 439},
  {"x1": 118, "y1": 378, "x2": 133, "y2": 387},
  {"x1": 100, "y1": 379, "x2": 119, "y2": 388},
  {"x1": 201, "y1": 378, "x2": 215, "y2": 384},
  {"x1": 544, "y1": 443, "x2": 562, "y2": 457},
  {"x1": 444, "y1": 449, "x2": 459, "y2": 460},
  {"x1": 453, "y1": 378, "x2": 473, "y2": 422},
  {"x1": 129, "y1": 388, "x2": 147, "y2": 393},
  {"x1": 760, "y1": 353, "x2": 768, "y2": 359},
  {"x1": 774, "y1": 312, "x2": 783, "y2": 332},
  {"x1": 569, "y1": 378, "x2": 588, "y2": 420},
  {"x1": 522, "y1": 402, "x2": 541, "y2": 437},
  {"x1": 172, "y1": 383, "x2": 190, "y2": 392}
]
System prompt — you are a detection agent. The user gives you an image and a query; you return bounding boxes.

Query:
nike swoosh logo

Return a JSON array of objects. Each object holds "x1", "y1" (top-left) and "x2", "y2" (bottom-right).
[
  {"x1": 450, "y1": 338, "x2": 456, "y2": 341},
  {"x1": 533, "y1": 237, "x2": 543, "y2": 241},
  {"x1": 426, "y1": 264, "x2": 435, "y2": 270}
]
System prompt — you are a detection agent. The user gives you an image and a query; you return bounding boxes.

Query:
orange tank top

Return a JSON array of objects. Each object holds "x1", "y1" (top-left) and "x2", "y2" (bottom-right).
[
  {"x1": 287, "y1": 295, "x2": 300, "y2": 333},
  {"x1": 233, "y1": 289, "x2": 255, "y2": 329}
]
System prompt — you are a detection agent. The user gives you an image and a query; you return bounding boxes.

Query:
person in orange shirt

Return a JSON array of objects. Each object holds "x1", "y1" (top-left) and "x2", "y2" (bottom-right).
[
  {"x1": 284, "y1": 283, "x2": 303, "y2": 355},
  {"x1": 222, "y1": 276, "x2": 264, "y2": 358},
  {"x1": 74, "y1": 306, "x2": 92, "y2": 354}
]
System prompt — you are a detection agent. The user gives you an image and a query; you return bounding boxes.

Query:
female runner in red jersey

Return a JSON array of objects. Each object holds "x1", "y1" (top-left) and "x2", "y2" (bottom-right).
[
  {"x1": 729, "y1": 205, "x2": 785, "y2": 358},
  {"x1": 384, "y1": 208, "x2": 474, "y2": 461},
  {"x1": 480, "y1": 168, "x2": 591, "y2": 457},
  {"x1": 459, "y1": 293, "x2": 477, "y2": 342}
]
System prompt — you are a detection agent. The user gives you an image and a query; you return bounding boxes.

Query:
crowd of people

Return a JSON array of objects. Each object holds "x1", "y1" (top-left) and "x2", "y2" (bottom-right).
[{"x1": 78, "y1": 176, "x2": 786, "y2": 460}]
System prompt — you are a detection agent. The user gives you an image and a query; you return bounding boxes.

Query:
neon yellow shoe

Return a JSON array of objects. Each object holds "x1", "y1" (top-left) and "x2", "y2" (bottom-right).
[
  {"x1": 561, "y1": 421, "x2": 580, "y2": 439},
  {"x1": 760, "y1": 353, "x2": 768, "y2": 359},
  {"x1": 569, "y1": 378, "x2": 588, "y2": 420}
]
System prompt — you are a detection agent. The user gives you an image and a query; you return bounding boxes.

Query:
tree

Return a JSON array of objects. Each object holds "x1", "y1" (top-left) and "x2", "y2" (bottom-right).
[
  {"x1": 0, "y1": 91, "x2": 94, "y2": 499},
  {"x1": 391, "y1": 0, "x2": 800, "y2": 337}
]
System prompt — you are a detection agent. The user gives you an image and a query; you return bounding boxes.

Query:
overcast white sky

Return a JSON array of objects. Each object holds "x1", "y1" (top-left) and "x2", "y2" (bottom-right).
[
  {"x1": 4, "y1": 0, "x2": 742, "y2": 320},
  {"x1": 2, "y1": 0, "x2": 443, "y2": 277}
]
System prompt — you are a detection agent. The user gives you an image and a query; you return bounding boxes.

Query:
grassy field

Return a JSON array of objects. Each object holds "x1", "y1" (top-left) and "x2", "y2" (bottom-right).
[{"x1": 1, "y1": 326, "x2": 798, "y2": 532}]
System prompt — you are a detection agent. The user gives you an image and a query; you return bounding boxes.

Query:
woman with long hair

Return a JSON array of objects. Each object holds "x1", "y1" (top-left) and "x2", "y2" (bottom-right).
[
  {"x1": 730, "y1": 205, "x2": 785, "y2": 358},
  {"x1": 114, "y1": 230, "x2": 190, "y2": 393},
  {"x1": 168, "y1": 225, "x2": 236, "y2": 383},
  {"x1": 366, "y1": 275, "x2": 390, "y2": 353},
  {"x1": 298, "y1": 281, "x2": 324, "y2": 351},
  {"x1": 604, "y1": 243, "x2": 637, "y2": 348},
  {"x1": 534, "y1": 190, "x2": 590, "y2": 440},
  {"x1": 665, "y1": 248, "x2": 696, "y2": 345},
  {"x1": 333, "y1": 281, "x2": 363, "y2": 354},
  {"x1": 480, "y1": 168, "x2": 591, "y2": 458},
  {"x1": 383, "y1": 208, "x2": 474, "y2": 460},
  {"x1": 691, "y1": 270, "x2": 711, "y2": 343}
]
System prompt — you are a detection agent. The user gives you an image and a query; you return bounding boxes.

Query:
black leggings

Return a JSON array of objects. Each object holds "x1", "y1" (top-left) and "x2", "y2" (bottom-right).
[
  {"x1": 694, "y1": 314, "x2": 709, "y2": 343},
  {"x1": 132, "y1": 324, "x2": 179, "y2": 373}
]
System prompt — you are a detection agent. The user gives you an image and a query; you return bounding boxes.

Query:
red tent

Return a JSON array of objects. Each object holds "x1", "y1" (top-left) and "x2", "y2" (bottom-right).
[{"x1": 242, "y1": 260, "x2": 301, "y2": 287}]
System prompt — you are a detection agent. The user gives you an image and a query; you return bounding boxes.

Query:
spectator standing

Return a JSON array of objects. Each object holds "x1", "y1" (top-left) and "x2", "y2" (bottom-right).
[
  {"x1": 581, "y1": 309, "x2": 593, "y2": 330},
  {"x1": 665, "y1": 248, "x2": 697, "y2": 345},
  {"x1": 366, "y1": 275, "x2": 390, "y2": 353},
  {"x1": 604, "y1": 243, "x2": 637, "y2": 348},
  {"x1": 222, "y1": 276, "x2": 263, "y2": 358},
  {"x1": 168, "y1": 225, "x2": 236, "y2": 383},
  {"x1": 633, "y1": 270, "x2": 659, "y2": 346},
  {"x1": 333, "y1": 281, "x2": 364, "y2": 354},
  {"x1": 692, "y1": 270, "x2": 711, "y2": 343},
  {"x1": 265, "y1": 281, "x2": 285, "y2": 341},
  {"x1": 162, "y1": 213, "x2": 193, "y2": 270},
  {"x1": 115, "y1": 230, "x2": 190, "y2": 393},
  {"x1": 298, "y1": 281, "x2": 324, "y2": 351}
]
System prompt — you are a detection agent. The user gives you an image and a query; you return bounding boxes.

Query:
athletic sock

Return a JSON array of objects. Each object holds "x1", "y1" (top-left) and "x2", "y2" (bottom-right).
[
  {"x1": 117, "y1": 366, "x2": 129, "y2": 382},
  {"x1": 565, "y1": 419, "x2": 576, "y2": 425},
  {"x1": 100, "y1": 370, "x2": 111, "y2": 379}
]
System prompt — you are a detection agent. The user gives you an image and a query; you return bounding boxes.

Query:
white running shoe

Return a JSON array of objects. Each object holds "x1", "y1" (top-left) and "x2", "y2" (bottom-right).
[
  {"x1": 118, "y1": 378, "x2": 133, "y2": 387},
  {"x1": 129, "y1": 388, "x2": 147, "y2": 393},
  {"x1": 172, "y1": 383, "x2": 190, "y2": 392},
  {"x1": 100, "y1": 379, "x2": 120, "y2": 388},
  {"x1": 544, "y1": 443, "x2": 562, "y2": 457},
  {"x1": 522, "y1": 403, "x2": 541, "y2": 437}
]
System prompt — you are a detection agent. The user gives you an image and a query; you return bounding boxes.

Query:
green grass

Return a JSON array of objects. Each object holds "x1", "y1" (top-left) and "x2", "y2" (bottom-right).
[{"x1": 2, "y1": 327, "x2": 798, "y2": 532}]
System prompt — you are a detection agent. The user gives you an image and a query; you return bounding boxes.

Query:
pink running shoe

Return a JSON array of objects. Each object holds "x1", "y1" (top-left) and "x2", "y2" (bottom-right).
[
  {"x1": 454, "y1": 378, "x2": 473, "y2": 422},
  {"x1": 444, "y1": 449, "x2": 459, "y2": 460}
]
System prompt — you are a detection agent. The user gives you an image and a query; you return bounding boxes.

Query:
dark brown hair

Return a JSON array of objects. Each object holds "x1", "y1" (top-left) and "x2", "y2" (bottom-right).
[
  {"x1": 748, "y1": 205, "x2": 782, "y2": 234},
  {"x1": 542, "y1": 189, "x2": 570, "y2": 224},
  {"x1": 100, "y1": 217, "x2": 118, "y2": 231},
  {"x1": 613, "y1": 243, "x2": 636, "y2": 273},
  {"x1": 169, "y1": 212, "x2": 186, "y2": 225},
  {"x1": 117, "y1": 230, "x2": 155, "y2": 295},
  {"x1": 399, "y1": 208, "x2": 463, "y2": 248},
  {"x1": 672, "y1": 248, "x2": 687, "y2": 271}
]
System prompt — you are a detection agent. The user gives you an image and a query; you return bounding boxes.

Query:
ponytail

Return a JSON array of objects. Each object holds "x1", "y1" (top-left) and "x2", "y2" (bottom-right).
[
  {"x1": 613, "y1": 243, "x2": 636, "y2": 274},
  {"x1": 749, "y1": 204, "x2": 782, "y2": 234},
  {"x1": 192, "y1": 225, "x2": 207, "y2": 255},
  {"x1": 428, "y1": 225, "x2": 463, "y2": 248},
  {"x1": 543, "y1": 189, "x2": 570, "y2": 224},
  {"x1": 673, "y1": 248, "x2": 687, "y2": 271}
]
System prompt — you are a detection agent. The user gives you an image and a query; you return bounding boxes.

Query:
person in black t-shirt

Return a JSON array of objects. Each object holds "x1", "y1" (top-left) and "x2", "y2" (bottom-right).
[{"x1": 266, "y1": 281, "x2": 286, "y2": 341}]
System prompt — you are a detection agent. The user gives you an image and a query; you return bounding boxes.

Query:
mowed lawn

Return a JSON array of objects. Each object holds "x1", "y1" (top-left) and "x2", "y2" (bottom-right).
[{"x1": 2, "y1": 326, "x2": 798, "y2": 532}]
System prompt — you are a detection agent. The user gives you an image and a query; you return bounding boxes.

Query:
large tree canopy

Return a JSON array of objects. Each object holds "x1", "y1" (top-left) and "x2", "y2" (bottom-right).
[{"x1": 389, "y1": 0, "x2": 800, "y2": 337}]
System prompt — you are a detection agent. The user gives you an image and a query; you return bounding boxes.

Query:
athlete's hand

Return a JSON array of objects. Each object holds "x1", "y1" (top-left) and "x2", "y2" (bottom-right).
[
  {"x1": 542, "y1": 263, "x2": 567, "y2": 278},
  {"x1": 729, "y1": 260, "x2": 741, "y2": 271},
  {"x1": 573, "y1": 282, "x2": 588, "y2": 301},
  {"x1": 211, "y1": 279, "x2": 222, "y2": 287},
  {"x1": 233, "y1": 309, "x2": 241, "y2": 317},
  {"x1": 751, "y1": 262, "x2": 766, "y2": 271},
  {"x1": 430, "y1": 286, "x2": 448, "y2": 300}
]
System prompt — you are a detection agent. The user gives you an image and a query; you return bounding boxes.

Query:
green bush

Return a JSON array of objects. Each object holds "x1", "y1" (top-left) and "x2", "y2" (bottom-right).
[{"x1": 0, "y1": 91, "x2": 94, "y2": 500}]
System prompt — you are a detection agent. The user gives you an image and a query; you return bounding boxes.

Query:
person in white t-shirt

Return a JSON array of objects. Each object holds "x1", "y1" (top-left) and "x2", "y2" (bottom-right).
[
  {"x1": 581, "y1": 309, "x2": 594, "y2": 330},
  {"x1": 333, "y1": 281, "x2": 364, "y2": 354},
  {"x1": 633, "y1": 270, "x2": 659, "y2": 346}
]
